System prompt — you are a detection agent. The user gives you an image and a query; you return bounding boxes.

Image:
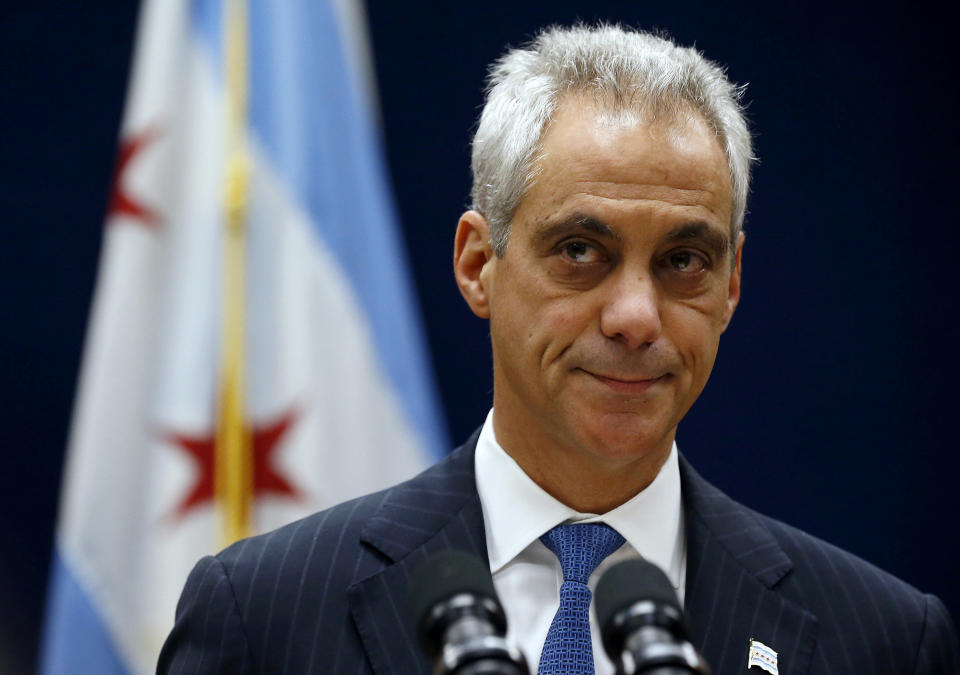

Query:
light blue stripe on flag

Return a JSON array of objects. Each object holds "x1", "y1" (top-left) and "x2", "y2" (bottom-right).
[
  {"x1": 248, "y1": 1, "x2": 448, "y2": 458},
  {"x1": 39, "y1": 549, "x2": 129, "y2": 675},
  {"x1": 190, "y1": 0, "x2": 222, "y2": 64}
]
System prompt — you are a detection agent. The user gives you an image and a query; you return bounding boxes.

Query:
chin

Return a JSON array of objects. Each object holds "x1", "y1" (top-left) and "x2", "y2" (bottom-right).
[{"x1": 573, "y1": 409, "x2": 674, "y2": 464}]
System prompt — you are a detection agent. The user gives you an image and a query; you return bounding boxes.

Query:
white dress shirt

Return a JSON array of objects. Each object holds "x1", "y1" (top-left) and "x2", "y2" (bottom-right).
[{"x1": 474, "y1": 409, "x2": 687, "y2": 675}]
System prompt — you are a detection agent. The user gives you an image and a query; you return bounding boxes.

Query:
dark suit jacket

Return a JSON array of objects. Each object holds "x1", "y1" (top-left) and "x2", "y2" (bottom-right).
[{"x1": 157, "y1": 431, "x2": 959, "y2": 674}]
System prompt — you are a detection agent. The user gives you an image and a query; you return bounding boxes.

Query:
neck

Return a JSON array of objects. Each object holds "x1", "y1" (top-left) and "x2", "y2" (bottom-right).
[{"x1": 491, "y1": 410, "x2": 674, "y2": 513}]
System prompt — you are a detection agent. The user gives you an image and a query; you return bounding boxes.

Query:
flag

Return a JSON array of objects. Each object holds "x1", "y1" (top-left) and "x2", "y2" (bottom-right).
[
  {"x1": 40, "y1": 0, "x2": 447, "y2": 672},
  {"x1": 747, "y1": 638, "x2": 780, "y2": 674}
]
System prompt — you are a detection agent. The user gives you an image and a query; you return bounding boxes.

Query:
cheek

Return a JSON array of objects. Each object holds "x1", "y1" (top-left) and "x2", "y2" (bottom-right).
[
  {"x1": 539, "y1": 298, "x2": 598, "y2": 354},
  {"x1": 543, "y1": 304, "x2": 580, "y2": 333},
  {"x1": 669, "y1": 280, "x2": 732, "y2": 332},
  {"x1": 663, "y1": 304, "x2": 722, "y2": 374},
  {"x1": 490, "y1": 294, "x2": 558, "y2": 370}
]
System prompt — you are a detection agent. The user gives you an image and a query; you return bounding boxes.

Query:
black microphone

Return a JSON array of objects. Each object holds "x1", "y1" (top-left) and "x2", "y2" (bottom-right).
[
  {"x1": 407, "y1": 550, "x2": 529, "y2": 675},
  {"x1": 596, "y1": 559, "x2": 710, "y2": 675}
]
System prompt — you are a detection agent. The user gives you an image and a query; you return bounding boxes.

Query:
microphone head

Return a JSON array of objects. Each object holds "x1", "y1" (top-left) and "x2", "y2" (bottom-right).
[
  {"x1": 406, "y1": 550, "x2": 504, "y2": 655},
  {"x1": 595, "y1": 558, "x2": 681, "y2": 627},
  {"x1": 595, "y1": 559, "x2": 685, "y2": 656}
]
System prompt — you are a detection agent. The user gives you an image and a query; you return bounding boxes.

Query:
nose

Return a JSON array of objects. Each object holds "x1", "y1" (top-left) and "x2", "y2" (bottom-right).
[{"x1": 599, "y1": 272, "x2": 662, "y2": 349}]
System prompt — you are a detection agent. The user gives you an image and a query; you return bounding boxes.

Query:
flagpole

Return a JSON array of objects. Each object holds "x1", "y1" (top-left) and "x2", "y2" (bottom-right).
[{"x1": 216, "y1": 0, "x2": 252, "y2": 547}]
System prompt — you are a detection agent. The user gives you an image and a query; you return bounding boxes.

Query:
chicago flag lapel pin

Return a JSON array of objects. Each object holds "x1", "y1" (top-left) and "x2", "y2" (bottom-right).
[{"x1": 747, "y1": 638, "x2": 779, "y2": 674}]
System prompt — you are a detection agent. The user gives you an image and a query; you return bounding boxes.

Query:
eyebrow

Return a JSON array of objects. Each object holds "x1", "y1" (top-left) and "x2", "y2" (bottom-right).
[
  {"x1": 533, "y1": 214, "x2": 621, "y2": 244},
  {"x1": 665, "y1": 222, "x2": 730, "y2": 258}
]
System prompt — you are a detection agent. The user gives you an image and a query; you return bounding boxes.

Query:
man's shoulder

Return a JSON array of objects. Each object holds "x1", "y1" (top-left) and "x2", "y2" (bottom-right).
[
  {"x1": 681, "y1": 457, "x2": 959, "y2": 672},
  {"x1": 755, "y1": 504, "x2": 929, "y2": 611},
  {"x1": 683, "y1": 455, "x2": 927, "y2": 607},
  {"x1": 767, "y1": 508, "x2": 912, "y2": 584},
  {"x1": 159, "y1": 438, "x2": 482, "y2": 673},
  {"x1": 214, "y1": 434, "x2": 480, "y2": 586},
  {"x1": 748, "y1": 499, "x2": 960, "y2": 671},
  {"x1": 680, "y1": 456, "x2": 958, "y2": 663}
]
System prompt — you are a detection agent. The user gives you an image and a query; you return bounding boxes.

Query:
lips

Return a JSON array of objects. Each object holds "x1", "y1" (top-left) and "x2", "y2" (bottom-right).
[{"x1": 581, "y1": 370, "x2": 669, "y2": 394}]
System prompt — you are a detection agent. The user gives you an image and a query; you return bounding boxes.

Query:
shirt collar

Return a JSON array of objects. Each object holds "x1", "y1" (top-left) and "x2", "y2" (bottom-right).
[{"x1": 475, "y1": 409, "x2": 684, "y2": 584}]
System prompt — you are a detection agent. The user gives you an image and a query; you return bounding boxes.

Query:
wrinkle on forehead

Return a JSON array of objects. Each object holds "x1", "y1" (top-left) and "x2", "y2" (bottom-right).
[
  {"x1": 521, "y1": 94, "x2": 719, "y2": 205},
  {"x1": 509, "y1": 97, "x2": 735, "y2": 245},
  {"x1": 572, "y1": 183, "x2": 724, "y2": 208},
  {"x1": 534, "y1": 103, "x2": 731, "y2": 204}
]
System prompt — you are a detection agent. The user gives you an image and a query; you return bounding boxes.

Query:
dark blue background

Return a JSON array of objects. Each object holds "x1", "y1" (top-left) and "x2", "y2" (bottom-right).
[{"x1": 1, "y1": 1, "x2": 957, "y2": 672}]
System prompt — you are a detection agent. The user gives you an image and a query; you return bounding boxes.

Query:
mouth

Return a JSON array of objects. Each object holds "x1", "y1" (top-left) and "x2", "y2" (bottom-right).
[{"x1": 581, "y1": 370, "x2": 669, "y2": 394}]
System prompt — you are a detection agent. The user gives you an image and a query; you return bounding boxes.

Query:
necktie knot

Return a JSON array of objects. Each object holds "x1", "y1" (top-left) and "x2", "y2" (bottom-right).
[{"x1": 540, "y1": 522, "x2": 625, "y2": 585}]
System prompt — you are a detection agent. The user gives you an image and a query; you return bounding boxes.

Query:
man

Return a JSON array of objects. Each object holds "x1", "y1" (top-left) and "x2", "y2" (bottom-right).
[{"x1": 158, "y1": 25, "x2": 959, "y2": 674}]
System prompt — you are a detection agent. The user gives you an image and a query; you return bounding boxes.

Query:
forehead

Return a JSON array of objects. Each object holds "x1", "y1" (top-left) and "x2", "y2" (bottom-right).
[{"x1": 515, "y1": 97, "x2": 733, "y2": 234}]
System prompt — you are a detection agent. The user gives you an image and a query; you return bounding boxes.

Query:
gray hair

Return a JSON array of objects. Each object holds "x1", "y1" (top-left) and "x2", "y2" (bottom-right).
[{"x1": 470, "y1": 24, "x2": 754, "y2": 256}]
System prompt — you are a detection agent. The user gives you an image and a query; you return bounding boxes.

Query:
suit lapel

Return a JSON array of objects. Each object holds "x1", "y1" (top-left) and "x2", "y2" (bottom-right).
[
  {"x1": 348, "y1": 432, "x2": 487, "y2": 675},
  {"x1": 681, "y1": 457, "x2": 818, "y2": 674}
]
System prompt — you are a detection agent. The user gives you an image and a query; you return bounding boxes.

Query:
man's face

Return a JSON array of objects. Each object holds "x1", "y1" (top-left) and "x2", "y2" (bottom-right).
[{"x1": 470, "y1": 99, "x2": 742, "y2": 473}]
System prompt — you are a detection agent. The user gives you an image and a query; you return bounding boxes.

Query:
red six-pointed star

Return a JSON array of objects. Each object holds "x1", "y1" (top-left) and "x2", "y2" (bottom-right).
[
  {"x1": 164, "y1": 408, "x2": 301, "y2": 521},
  {"x1": 107, "y1": 127, "x2": 160, "y2": 226}
]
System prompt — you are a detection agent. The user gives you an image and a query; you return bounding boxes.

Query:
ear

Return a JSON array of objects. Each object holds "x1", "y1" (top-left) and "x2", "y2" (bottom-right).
[
  {"x1": 453, "y1": 210, "x2": 496, "y2": 319},
  {"x1": 720, "y1": 231, "x2": 744, "y2": 332}
]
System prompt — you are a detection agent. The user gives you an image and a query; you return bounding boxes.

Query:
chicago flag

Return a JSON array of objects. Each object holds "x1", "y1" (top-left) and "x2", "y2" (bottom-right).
[{"x1": 40, "y1": 0, "x2": 447, "y2": 672}]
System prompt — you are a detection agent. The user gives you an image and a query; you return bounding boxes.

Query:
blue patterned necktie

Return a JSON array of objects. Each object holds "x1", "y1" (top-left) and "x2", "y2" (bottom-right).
[{"x1": 538, "y1": 523, "x2": 626, "y2": 675}]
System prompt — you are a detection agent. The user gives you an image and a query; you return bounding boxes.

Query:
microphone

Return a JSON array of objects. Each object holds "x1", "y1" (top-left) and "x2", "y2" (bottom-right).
[
  {"x1": 596, "y1": 559, "x2": 710, "y2": 675},
  {"x1": 407, "y1": 550, "x2": 529, "y2": 675}
]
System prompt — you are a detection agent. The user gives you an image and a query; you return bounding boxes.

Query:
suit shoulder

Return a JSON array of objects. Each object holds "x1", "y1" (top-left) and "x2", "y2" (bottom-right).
[
  {"x1": 217, "y1": 487, "x2": 389, "y2": 570},
  {"x1": 163, "y1": 443, "x2": 479, "y2": 672},
  {"x1": 214, "y1": 440, "x2": 477, "y2": 590},
  {"x1": 682, "y1": 460, "x2": 959, "y2": 672},
  {"x1": 681, "y1": 456, "x2": 930, "y2": 614},
  {"x1": 755, "y1": 509, "x2": 925, "y2": 607},
  {"x1": 759, "y1": 510, "x2": 959, "y2": 671}
]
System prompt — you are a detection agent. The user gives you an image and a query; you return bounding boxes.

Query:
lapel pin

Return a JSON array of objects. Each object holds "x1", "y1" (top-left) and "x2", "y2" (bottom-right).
[{"x1": 747, "y1": 638, "x2": 779, "y2": 674}]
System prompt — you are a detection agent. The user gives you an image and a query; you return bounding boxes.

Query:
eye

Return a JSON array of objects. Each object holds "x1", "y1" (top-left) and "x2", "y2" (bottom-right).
[
  {"x1": 665, "y1": 250, "x2": 708, "y2": 273},
  {"x1": 561, "y1": 240, "x2": 604, "y2": 264}
]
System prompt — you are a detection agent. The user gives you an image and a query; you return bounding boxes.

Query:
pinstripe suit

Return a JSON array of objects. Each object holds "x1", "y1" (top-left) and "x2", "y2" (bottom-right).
[{"x1": 157, "y1": 430, "x2": 959, "y2": 674}]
